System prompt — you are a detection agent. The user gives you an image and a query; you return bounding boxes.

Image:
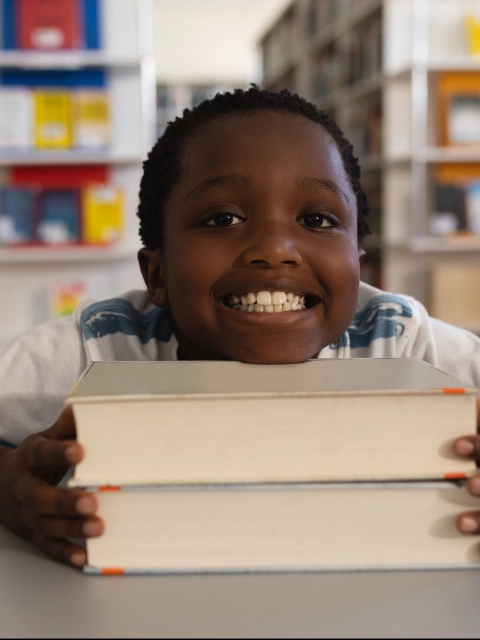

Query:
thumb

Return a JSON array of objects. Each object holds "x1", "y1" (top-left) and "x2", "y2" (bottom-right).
[{"x1": 42, "y1": 405, "x2": 77, "y2": 441}]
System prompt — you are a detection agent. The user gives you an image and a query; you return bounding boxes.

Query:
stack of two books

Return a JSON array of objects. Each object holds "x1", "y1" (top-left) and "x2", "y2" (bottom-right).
[{"x1": 67, "y1": 358, "x2": 480, "y2": 575}]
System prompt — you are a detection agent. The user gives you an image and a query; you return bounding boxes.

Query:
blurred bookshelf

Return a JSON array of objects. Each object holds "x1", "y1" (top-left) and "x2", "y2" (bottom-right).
[
  {"x1": 156, "y1": 83, "x2": 246, "y2": 139},
  {"x1": 259, "y1": 0, "x2": 480, "y2": 333},
  {"x1": 0, "y1": 0, "x2": 155, "y2": 350}
]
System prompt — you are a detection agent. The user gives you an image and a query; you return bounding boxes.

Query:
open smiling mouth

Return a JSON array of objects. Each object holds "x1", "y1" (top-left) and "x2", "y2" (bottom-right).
[{"x1": 223, "y1": 291, "x2": 320, "y2": 313}]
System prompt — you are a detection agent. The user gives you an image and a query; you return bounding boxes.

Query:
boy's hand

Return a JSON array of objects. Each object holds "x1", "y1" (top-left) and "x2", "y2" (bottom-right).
[
  {"x1": 454, "y1": 397, "x2": 480, "y2": 534},
  {"x1": 0, "y1": 406, "x2": 103, "y2": 567}
]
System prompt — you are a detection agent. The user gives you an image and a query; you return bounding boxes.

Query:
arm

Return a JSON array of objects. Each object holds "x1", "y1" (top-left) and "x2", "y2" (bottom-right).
[{"x1": 0, "y1": 407, "x2": 103, "y2": 567}]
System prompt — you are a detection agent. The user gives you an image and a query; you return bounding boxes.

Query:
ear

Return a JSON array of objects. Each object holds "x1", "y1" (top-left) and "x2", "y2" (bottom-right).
[
  {"x1": 358, "y1": 247, "x2": 366, "y2": 262},
  {"x1": 138, "y1": 248, "x2": 169, "y2": 307}
]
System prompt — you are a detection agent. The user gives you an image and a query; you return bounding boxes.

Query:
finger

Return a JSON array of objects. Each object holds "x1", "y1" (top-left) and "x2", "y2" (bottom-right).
[
  {"x1": 453, "y1": 436, "x2": 480, "y2": 459},
  {"x1": 21, "y1": 433, "x2": 84, "y2": 470},
  {"x1": 35, "y1": 515, "x2": 104, "y2": 540},
  {"x1": 31, "y1": 532, "x2": 88, "y2": 567},
  {"x1": 468, "y1": 475, "x2": 480, "y2": 496},
  {"x1": 42, "y1": 405, "x2": 77, "y2": 441},
  {"x1": 16, "y1": 477, "x2": 98, "y2": 518},
  {"x1": 457, "y1": 511, "x2": 480, "y2": 535}
]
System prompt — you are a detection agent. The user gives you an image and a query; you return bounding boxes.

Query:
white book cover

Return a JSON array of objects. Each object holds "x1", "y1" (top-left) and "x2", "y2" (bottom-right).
[{"x1": 0, "y1": 88, "x2": 34, "y2": 150}]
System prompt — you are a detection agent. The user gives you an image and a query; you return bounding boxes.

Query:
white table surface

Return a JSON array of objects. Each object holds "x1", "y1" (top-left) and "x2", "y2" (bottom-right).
[{"x1": 1, "y1": 524, "x2": 480, "y2": 638}]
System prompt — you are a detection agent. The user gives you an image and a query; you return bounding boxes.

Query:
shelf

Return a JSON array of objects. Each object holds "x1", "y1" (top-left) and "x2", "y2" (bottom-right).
[
  {"x1": 409, "y1": 236, "x2": 480, "y2": 253},
  {"x1": 0, "y1": 151, "x2": 143, "y2": 166},
  {"x1": 315, "y1": 72, "x2": 383, "y2": 111},
  {"x1": 419, "y1": 148, "x2": 480, "y2": 164},
  {"x1": 384, "y1": 149, "x2": 480, "y2": 164},
  {"x1": 0, "y1": 51, "x2": 144, "y2": 69},
  {"x1": 359, "y1": 155, "x2": 384, "y2": 172},
  {"x1": 309, "y1": 0, "x2": 382, "y2": 57},
  {"x1": 387, "y1": 57, "x2": 480, "y2": 78},
  {"x1": 262, "y1": 52, "x2": 297, "y2": 88},
  {"x1": 0, "y1": 246, "x2": 139, "y2": 263}
]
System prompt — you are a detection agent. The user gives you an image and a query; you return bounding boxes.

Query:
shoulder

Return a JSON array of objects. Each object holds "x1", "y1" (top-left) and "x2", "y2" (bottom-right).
[
  {"x1": 78, "y1": 289, "x2": 172, "y2": 345},
  {"x1": 336, "y1": 282, "x2": 424, "y2": 353}
]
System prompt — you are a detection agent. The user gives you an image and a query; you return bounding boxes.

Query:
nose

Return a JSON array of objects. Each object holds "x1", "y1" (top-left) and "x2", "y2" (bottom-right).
[{"x1": 239, "y1": 225, "x2": 303, "y2": 268}]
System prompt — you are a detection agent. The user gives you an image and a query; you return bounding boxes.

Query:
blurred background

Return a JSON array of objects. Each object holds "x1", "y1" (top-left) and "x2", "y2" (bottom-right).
[{"x1": 1, "y1": 0, "x2": 480, "y2": 353}]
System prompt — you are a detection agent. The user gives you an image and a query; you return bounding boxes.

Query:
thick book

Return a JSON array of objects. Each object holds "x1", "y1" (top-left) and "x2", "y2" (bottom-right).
[
  {"x1": 17, "y1": 0, "x2": 81, "y2": 50},
  {"x1": 67, "y1": 359, "x2": 478, "y2": 486},
  {"x1": 84, "y1": 481, "x2": 480, "y2": 574}
]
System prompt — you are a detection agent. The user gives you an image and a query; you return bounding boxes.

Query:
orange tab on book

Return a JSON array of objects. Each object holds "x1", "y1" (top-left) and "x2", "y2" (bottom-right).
[
  {"x1": 98, "y1": 486, "x2": 122, "y2": 492},
  {"x1": 442, "y1": 388, "x2": 466, "y2": 394},
  {"x1": 101, "y1": 568, "x2": 125, "y2": 576},
  {"x1": 443, "y1": 472, "x2": 468, "y2": 480}
]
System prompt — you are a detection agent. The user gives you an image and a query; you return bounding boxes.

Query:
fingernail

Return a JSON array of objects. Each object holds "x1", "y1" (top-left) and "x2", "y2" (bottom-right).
[
  {"x1": 65, "y1": 445, "x2": 81, "y2": 464},
  {"x1": 454, "y1": 440, "x2": 474, "y2": 456},
  {"x1": 83, "y1": 520, "x2": 103, "y2": 536},
  {"x1": 470, "y1": 476, "x2": 480, "y2": 495},
  {"x1": 459, "y1": 516, "x2": 478, "y2": 533},
  {"x1": 70, "y1": 551, "x2": 86, "y2": 566},
  {"x1": 76, "y1": 497, "x2": 96, "y2": 515}
]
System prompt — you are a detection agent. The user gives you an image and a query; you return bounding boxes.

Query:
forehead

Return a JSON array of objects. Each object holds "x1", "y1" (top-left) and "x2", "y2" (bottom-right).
[{"x1": 178, "y1": 111, "x2": 353, "y2": 200}]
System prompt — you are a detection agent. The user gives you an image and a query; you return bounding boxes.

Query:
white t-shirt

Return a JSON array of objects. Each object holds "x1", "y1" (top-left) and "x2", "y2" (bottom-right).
[{"x1": 1, "y1": 282, "x2": 480, "y2": 446}]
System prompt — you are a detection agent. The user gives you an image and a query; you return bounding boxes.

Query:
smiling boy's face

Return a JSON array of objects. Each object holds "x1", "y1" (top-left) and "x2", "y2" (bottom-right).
[{"x1": 140, "y1": 111, "x2": 362, "y2": 363}]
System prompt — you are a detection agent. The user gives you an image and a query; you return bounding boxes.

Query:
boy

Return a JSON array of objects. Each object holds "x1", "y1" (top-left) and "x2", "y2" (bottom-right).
[{"x1": 1, "y1": 86, "x2": 480, "y2": 568}]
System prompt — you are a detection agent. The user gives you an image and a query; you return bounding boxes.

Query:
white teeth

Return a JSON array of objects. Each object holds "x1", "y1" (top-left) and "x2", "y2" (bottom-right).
[
  {"x1": 256, "y1": 291, "x2": 271, "y2": 305},
  {"x1": 272, "y1": 291, "x2": 287, "y2": 305},
  {"x1": 228, "y1": 290, "x2": 312, "y2": 313}
]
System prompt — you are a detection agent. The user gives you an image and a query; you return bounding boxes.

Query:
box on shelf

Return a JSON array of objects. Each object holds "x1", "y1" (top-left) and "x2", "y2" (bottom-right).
[
  {"x1": 0, "y1": 87, "x2": 33, "y2": 149},
  {"x1": 37, "y1": 189, "x2": 80, "y2": 243},
  {"x1": 74, "y1": 90, "x2": 110, "y2": 149},
  {"x1": 82, "y1": 184, "x2": 124, "y2": 244},
  {"x1": 2, "y1": 0, "x2": 102, "y2": 51},
  {"x1": 0, "y1": 185, "x2": 37, "y2": 245},
  {"x1": 34, "y1": 90, "x2": 73, "y2": 149},
  {"x1": 437, "y1": 72, "x2": 480, "y2": 146}
]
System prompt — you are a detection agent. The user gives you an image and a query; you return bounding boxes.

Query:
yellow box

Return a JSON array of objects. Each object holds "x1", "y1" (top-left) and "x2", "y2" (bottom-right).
[
  {"x1": 74, "y1": 90, "x2": 110, "y2": 149},
  {"x1": 34, "y1": 91, "x2": 73, "y2": 149},
  {"x1": 82, "y1": 184, "x2": 124, "y2": 245},
  {"x1": 466, "y1": 14, "x2": 480, "y2": 55}
]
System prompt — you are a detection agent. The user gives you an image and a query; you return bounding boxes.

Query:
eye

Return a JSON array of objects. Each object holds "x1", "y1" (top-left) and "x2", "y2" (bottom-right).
[
  {"x1": 205, "y1": 212, "x2": 244, "y2": 227},
  {"x1": 298, "y1": 213, "x2": 335, "y2": 229}
]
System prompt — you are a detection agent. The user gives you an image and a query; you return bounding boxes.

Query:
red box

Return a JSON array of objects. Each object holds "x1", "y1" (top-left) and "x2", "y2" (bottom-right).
[{"x1": 17, "y1": 0, "x2": 82, "y2": 50}]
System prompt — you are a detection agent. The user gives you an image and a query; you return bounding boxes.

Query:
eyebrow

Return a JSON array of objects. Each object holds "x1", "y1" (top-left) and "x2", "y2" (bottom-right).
[
  {"x1": 184, "y1": 173, "x2": 251, "y2": 203},
  {"x1": 296, "y1": 176, "x2": 350, "y2": 206}
]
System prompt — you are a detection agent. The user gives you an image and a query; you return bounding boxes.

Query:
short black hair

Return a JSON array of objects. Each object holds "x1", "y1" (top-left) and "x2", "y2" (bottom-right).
[{"x1": 137, "y1": 85, "x2": 371, "y2": 250}]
